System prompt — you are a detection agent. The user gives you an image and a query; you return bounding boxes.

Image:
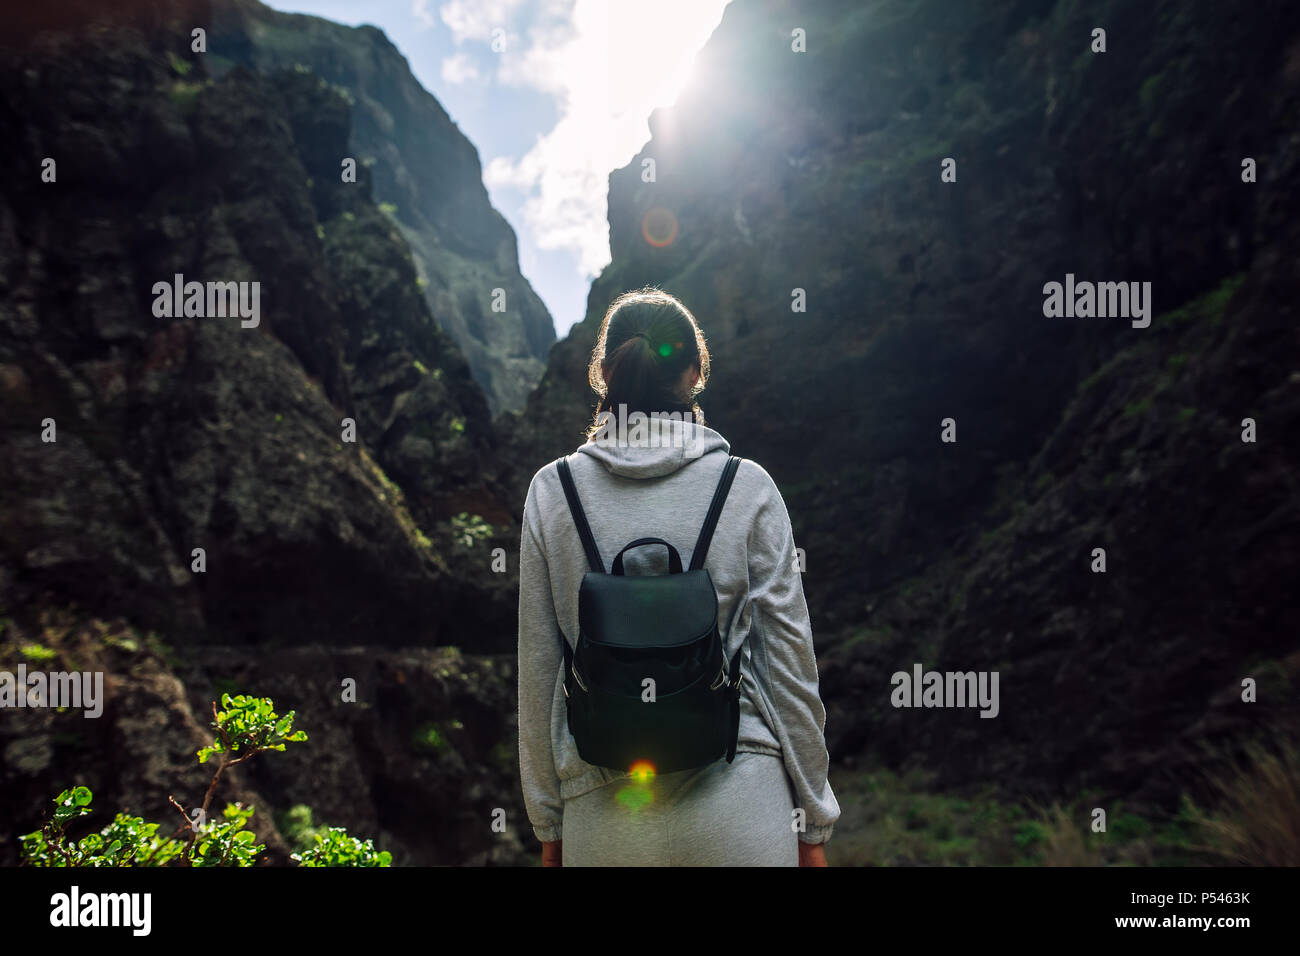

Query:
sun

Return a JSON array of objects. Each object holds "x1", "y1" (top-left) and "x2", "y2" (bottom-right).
[{"x1": 597, "y1": 0, "x2": 733, "y2": 120}]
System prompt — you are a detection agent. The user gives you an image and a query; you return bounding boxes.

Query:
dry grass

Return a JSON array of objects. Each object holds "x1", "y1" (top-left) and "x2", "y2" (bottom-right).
[
  {"x1": 1029, "y1": 803, "x2": 1104, "y2": 867},
  {"x1": 1187, "y1": 734, "x2": 1300, "y2": 866}
]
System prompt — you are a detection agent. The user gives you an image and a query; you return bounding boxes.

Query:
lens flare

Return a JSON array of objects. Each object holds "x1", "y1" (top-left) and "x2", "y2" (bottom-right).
[
  {"x1": 615, "y1": 761, "x2": 657, "y2": 812},
  {"x1": 615, "y1": 784, "x2": 653, "y2": 811},
  {"x1": 641, "y1": 207, "x2": 679, "y2": 248}
]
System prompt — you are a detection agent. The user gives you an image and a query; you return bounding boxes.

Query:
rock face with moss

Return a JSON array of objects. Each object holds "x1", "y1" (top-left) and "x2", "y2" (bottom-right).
[
  {"x1": 0, "y1": 0, "x2": 519, "y2": 648},
  {"x1": 207, "y1": 0, "x2": 556, "y2": 415},
  {"x1": 0, "y1": 0, "x2": 524, "y2": 863},
  {"x1": 503, "y1": 0, "x2": 1300, "y2": 805}
]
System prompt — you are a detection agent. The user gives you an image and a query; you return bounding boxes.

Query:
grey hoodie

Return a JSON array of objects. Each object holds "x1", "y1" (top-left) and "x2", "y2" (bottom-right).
[{"x1": 517, "y1": 416, "x2": 840, "y2": 845}]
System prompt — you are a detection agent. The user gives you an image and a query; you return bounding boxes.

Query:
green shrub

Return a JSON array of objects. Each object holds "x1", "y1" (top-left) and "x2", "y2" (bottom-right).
[
  {"x1": 293, "y1": 828, "x2": 392, "y2": 867},
  {"x1": 278, "y1": 804, "x2": 327, "y2": 853},
  {"x1": 19, "y1": 694, "x2": 389, "y2": 867},
  {"x1": 450, "y1": 512, "x2": 492, "y2": 548}
]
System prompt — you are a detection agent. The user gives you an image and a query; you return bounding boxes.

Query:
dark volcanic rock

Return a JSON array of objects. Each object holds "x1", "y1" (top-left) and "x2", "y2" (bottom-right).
[
  {"x1": 174, "y1": 642, "x2": 528, "y2": 866},
  {"x1": 0, "y1": 2, "x2": 517, "y2": 649}
]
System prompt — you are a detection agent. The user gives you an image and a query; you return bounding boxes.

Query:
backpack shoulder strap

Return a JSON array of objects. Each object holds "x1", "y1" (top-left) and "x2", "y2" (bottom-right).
[
  {"x1": 689, "y1": 455, "x2": 742, "y2": 572},
  {"x1": 688, "y1": 454, "x2": 744, "y2": 763},
  {"x1": 555, "y1": 456, "x2": 605, "y2": 574}
]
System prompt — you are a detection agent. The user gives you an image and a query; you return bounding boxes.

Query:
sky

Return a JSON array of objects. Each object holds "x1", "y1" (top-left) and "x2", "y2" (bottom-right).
[{"x1": 266, "y1": 0, "x2": 733, "y2": 336}]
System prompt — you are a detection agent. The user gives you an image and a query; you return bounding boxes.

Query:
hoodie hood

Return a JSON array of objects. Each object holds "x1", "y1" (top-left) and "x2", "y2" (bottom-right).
[{"x1": 576, "y1": 415, "x2": 729, "y2": 479}]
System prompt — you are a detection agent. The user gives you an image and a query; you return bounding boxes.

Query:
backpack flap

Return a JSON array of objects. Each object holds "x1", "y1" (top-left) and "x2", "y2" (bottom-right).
[
  {"x1": 578, "y1": 569, "x2": 718, "y2": 649},
  {"x1": 576, "y1": 563, "x2": 723, "y2": 699}
]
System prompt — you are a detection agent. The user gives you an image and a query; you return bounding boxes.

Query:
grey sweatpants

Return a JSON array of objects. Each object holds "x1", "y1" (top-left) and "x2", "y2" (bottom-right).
[{"x1": 561, "y1": 752, "x2": 800, "y2": 866}]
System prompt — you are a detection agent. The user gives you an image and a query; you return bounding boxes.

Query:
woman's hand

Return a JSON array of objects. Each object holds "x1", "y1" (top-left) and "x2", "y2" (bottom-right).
[
  {"x1": 542, "y1": 840, "x2": 563, "y2": 867},
  {"x1": 798, "y1": 841, "x2": 828, "y2": 867}
]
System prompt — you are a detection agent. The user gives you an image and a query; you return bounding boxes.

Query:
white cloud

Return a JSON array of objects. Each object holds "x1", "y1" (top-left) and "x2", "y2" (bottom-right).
[
  {"x1": 439, "y1": 0, "x2": 529, "y2": 45},
  {"x1": 411, "y1": 0, "x2": 436, "y2": 31},
  {"x1": 481, "y1": 0, "x2": 731, "y2": 278},
  {"x1": 441, "y1": 52, "x2": 481, "y2": 85},
  {"x1": 483, "y1": 154, "x2": 534, "y2": 190}
]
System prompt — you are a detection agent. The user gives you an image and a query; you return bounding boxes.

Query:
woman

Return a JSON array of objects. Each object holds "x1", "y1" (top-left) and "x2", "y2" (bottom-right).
[{"x1": 517, "y1": 287, "x2": 839, "y2": 866}]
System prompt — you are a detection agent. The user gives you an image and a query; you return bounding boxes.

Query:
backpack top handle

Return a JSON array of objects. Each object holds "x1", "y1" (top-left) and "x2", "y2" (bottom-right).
[{"x1": 611, "y1": 537, "x2": 683, "y2": 575}]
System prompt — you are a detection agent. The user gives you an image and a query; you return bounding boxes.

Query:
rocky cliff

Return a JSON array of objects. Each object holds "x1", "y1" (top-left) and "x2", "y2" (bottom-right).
[
  {"x1": 503, "y1": 0, "x2": 1300, "y2": 806},
  {"x1": 207, "y1": 0, "x2": 556, "y2": 415},
  {"x1": 0, "y1": 0, "x2": 525, "y2": 865}
]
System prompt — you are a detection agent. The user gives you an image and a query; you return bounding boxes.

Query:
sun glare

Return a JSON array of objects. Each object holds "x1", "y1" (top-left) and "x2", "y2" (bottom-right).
[
  {"x1": 607, "y1": 5, "x2": 708, "y2": 113},
  {"x1": 585, "y1": 0, "x2": 731, "y2": 127},
  {"x1": 482, "y1": 0, "x2": 733, "y2": 292}
]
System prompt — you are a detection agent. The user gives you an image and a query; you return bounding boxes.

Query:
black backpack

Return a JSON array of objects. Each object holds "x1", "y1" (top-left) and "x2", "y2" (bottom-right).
[{"x1": 554, "y1": 454, "x2": 745, "y2": 775}]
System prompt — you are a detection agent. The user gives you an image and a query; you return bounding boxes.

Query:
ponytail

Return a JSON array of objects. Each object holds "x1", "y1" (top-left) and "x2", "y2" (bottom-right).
[{"x1": 585, "y1": 287, "x2": 711, "y2": 440}]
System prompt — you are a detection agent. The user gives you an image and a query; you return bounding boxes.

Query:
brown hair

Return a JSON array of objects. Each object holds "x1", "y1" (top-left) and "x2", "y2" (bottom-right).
[{"x1": 585, "y1": 287, "x2": 711, "y2": 440}]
